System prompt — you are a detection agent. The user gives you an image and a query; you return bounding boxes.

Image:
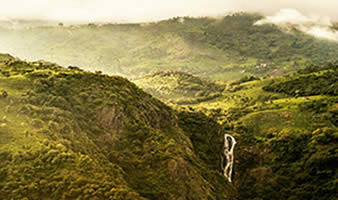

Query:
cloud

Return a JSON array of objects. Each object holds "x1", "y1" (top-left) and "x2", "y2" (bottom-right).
[
  {"x1": 306, "y1": 26, "x2": 338, "y2": 41},
  {"x1": 255, "y1": 8, "x2": 338, "y2": 41},
  {"x1": 0, "y1": 16, "x2": 10, "y2": 21}
]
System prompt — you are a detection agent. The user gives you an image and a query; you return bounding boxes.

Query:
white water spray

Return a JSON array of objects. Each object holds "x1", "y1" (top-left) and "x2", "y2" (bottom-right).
[{"x1": 221, "y1": 134, "x2": 236, "y2": 182}]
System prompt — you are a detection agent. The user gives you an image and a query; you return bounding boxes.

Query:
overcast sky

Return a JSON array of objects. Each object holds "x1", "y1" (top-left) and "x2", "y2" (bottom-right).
[{"x1": 0, "y1": 0, "x2": 337, "y2": 22}]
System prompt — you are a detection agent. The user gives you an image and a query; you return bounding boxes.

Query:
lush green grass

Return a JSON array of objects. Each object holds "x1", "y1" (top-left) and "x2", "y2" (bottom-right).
[{"x1": 133, "y1": 70, "x2": 224, "y2": 104}]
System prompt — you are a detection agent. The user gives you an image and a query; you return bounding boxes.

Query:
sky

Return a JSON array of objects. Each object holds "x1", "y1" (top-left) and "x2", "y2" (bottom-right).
[{"x1": 0, "y1": 0, "x2": 337, "y2": 22}]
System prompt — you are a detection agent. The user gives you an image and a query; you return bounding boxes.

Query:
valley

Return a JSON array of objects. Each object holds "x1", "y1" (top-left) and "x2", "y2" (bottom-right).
[{"x1": 0, "y1": 11, "x2": 337, "y2": 200}]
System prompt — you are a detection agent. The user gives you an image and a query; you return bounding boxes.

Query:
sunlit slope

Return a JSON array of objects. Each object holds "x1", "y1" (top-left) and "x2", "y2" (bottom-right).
[
  {"x1": 187, "y1": 64, "x2": 338, "y2": 200},
  {"x1": 1, "y1": 13, "x2": 338, "y2": 80},
  {"x1": 138, "y1": 62, "x2": 337, "y2": 199},
  {"x1": 133, "y1": 70, "x2": 224, "y2": 104},
  {"x1": 0, "y1": 54, "x2": 229, "y2": 199}
]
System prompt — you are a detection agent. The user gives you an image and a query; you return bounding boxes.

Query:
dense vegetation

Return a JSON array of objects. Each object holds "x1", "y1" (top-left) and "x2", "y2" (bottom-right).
[
  {"x1": 136, "y1": 61, "x2": 337, "y2": 200},
  {"x1": 1, "y1": 13, "x2": 338, "y2": 80},
  {"x1": 201, "y1": 14, "x2": 338, "y2": 64},
  {"x1": 263, "y1": 64, "x2": 338, "y2": 96},
  {"x1": 0, "y1": 50, "x2": 337, "y2": 199},
  {"x1": 188, "y1": 63, "x2": 337, "y2": 200},
  {"x1": 0, "y1": 12, "x2": 337, "y2": 200},
  {"x1": 0, "y1": 54, "x2": 231, "y2": 199}
]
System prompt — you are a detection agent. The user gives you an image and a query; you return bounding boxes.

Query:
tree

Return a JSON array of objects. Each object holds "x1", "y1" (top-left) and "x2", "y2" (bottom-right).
[{"x1": 0, "y1": 90, "x2": 8, "y2": 98}]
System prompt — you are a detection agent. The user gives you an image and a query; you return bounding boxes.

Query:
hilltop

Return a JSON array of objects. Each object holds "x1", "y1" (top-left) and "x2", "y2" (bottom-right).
[
  {"x1": 0, "y1": 13, "x2": 338, "y2": 80},
  {"x1": 133, "y1": 70, "x2": 224, "y2": 104}
]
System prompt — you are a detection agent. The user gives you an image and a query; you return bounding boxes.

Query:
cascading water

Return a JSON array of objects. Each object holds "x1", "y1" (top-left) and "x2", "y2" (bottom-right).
[{"x1": 221, "y1": 134, "x2": 236, "y2": 182}]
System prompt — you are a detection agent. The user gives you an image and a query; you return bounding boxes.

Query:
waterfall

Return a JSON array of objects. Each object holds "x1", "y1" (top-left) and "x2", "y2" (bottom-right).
[{"x1": 221, "y1": 134, "x2": 236, "y2": 182}]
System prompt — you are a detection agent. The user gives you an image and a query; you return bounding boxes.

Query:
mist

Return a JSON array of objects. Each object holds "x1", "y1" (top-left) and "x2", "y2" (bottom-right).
[
  {"x1": 255, "y1": 9, "x2": 338, "y2": 42},
  {"x1": 0, "y1": 0, "x2": 337, "y2": 23}
]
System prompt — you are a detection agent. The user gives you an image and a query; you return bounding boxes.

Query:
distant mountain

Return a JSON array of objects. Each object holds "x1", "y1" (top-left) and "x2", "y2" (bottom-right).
[{"x1": 0, "y1": 13, "x2": 337, "y2": 80}]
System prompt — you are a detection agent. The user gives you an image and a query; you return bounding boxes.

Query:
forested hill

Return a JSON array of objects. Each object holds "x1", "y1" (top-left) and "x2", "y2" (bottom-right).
[
  {"x1": 0, "y1": 52, "x2": 337, "y2": 199},
  {"x1": 0, "y1": 53, "x2": 229, "y2": 199},
  {"x1": 0, "y1": 13, "x2": 338, "y2": 80}
]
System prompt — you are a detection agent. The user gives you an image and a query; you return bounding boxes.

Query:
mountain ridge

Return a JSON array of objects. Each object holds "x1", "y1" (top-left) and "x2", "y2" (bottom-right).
[{"x1": 0, "y1": 12, "x2": 337, "y2": 80}]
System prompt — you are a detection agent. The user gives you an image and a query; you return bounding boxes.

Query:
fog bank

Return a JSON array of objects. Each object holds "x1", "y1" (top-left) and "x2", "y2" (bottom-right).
[{"x1": 255, "y1": 9, "x2": 338, "y2": 41}]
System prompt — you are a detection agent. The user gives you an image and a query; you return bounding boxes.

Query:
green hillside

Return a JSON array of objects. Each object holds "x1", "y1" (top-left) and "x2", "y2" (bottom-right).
[
  {"x1": 0, "y1": 53, "x2": 231, "y2": 199},
  {"x1": 1, "y1": 13, "x2": 338, "y2": 80},
  {"x1": 133, "y1": 70, "x2": 224, "y2": 104},
  {"x1": 182, "y1": 64, "x2": 337, "y2": 200},
  {"x1": 132, "y1": 61, "x2": 338, "y2": 200},
  {"x1": 0, "y1": 12, "x2": 337, "y2": 200},
  {"x1": 0, "y1": 53, "x2": 337, "y2": 199}
]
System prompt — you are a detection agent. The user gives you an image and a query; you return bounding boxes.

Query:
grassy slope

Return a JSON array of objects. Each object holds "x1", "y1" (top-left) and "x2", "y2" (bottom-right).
[
  {"x1": 0, "y1": 54, "x2": 231, "y2": 200},
  {"x1": 131, "y1": 59, "x2": 338, "y2": 200},
  {"x1": 133, "y1": 70, "x2": 224, "y2": 104},
  {"x1": 185, "y1": 64, "x2": 338, "y2": 200},
  {"x1": 0, "y1": 13, "x2": 338, "y2": 80},
  {"x1": 132, "y1": 63, "x2": 337, "y2": 199},
  {"x1": 135, "y1": 62, "x2": 337, "y2": 199}
]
